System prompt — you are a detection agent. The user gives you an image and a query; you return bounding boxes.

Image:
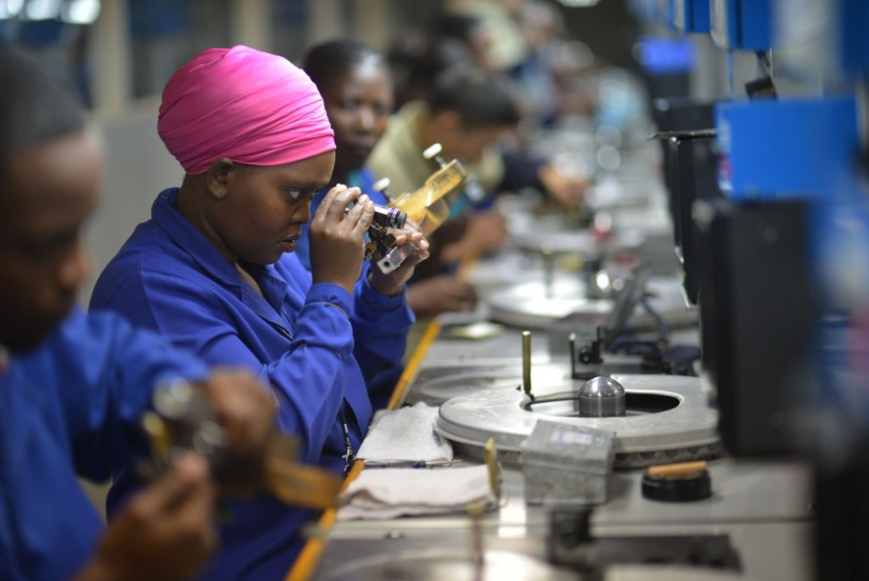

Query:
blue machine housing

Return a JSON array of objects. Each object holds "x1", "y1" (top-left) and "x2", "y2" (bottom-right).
[
  {"x1": 715, "y1": 97, "x2": 859, "y2": 201},
  {"x1": 710, "y1": 0, "x2": 771, "y2": 50},
  {"x1": 840, "y1": 0, "x2": 869, "y2": 73},
  {"x1": 672, "y1": 0, "x2": 711, "y2": 33}
]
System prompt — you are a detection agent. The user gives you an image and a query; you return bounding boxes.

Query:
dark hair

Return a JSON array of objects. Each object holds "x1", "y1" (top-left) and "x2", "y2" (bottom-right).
[
  {"x1": 0, "y1": 46, "x2": 86, "y2": 179},
  {"x1": 427, "y1": 65, "x2": 520, "y2": 129},
  {"x1": 434, "y1": 13, "x2": 485, "y2": 45},
  {"x1": 302, "y1": 39, "x2": 385, "y2": 93}
]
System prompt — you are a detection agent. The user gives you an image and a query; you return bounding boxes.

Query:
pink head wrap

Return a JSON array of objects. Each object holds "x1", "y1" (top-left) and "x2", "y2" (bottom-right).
[{"x1": 158, "y1": 45, "x2": 335, "y2": 175}]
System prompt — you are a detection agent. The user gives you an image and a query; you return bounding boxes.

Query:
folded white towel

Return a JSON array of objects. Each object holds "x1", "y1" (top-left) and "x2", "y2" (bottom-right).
[
  {"x1": 338, "y1": 465, "x2": 495, "y2": 520},
  {"x1": 356, "y1": 402, "x2": 453, "y2": 464}
]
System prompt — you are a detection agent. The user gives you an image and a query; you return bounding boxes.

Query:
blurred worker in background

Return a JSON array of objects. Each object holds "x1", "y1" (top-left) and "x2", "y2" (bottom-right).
[
  {"x1": 301, "y1": 39, "x2": 479, "y2": 319},
  {"x1": 442, "y1": 0, "x2": 529, "y2": 73},
  {"x1": 90, "y1": 45, "x2": 428, "y2": 579},
  {"x1": 368, "y1": 64, "x2": 585, "y2": 279},
  {"x1": 368, "y1": 64, "x2": 514, "y2": 283},
  {"x1": 0, "y1": 46, "x2": 275, "y2": 581},
  {"x1": 510, "y1": 0, "x2": 568, "y2": 126},
  {"x1": 386, "y1": 0, "x2": 589, "y2": 208}
]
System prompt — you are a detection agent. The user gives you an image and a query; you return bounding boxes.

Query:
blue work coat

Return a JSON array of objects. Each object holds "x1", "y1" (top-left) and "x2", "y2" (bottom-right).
[
  {"x1": 89, "y1": 187, "x2": 413, "y2": 580},
  {"x1": 0, "y1": 307, "x2": 207, "y2": 581}
]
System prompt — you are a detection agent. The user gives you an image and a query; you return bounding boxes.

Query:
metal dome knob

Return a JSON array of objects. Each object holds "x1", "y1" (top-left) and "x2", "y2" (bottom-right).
[
  {"x1": 372, "y1": 177, "x2": 391, "y2": 193},
  {"x1": 578, "y1": 376, "x2": 626, "y2": 417},
  {"x1": 422, "y1": 143, "x2": 443, "y2": 160}
]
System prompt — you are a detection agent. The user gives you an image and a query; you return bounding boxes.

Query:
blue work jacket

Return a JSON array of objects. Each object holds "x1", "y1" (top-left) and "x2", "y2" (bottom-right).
[
  {"x1": 89, "y1": 187, "x2": 413, "y2": 580},
  {"x1": 0, "y1": 307, "x2": 207, "y2": 581}
]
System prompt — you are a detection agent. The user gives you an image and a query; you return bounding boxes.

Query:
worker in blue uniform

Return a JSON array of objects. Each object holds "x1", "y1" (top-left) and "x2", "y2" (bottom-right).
[
  {"x1": 89, "y1": 46, "x2": 429, "y2": 580},
  {"x1": 0, "y1": 47, "x2": 276, "y2": 581},
  {"x1": 298, "y1": 39, "x2": 480, "y2": 320}
]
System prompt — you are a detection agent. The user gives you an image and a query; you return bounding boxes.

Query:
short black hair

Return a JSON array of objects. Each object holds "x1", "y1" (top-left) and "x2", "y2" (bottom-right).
[
  {"x1": 0, "y1": 45, "x2": 85, "y2": 180},
  {"x1": 302, "y1": 39, "x2": 385, "y2": 93},
  {"x1": 427, "y1": 65, "x2": 520, "y2": 130},
  {"x1": 434, "y1": 13, "x2": 485, "y2": 45}
]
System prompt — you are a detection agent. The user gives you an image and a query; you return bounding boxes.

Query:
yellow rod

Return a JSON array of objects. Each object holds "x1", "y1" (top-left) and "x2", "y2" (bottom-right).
[
  {"x1": 387, "y1": 320, "x2": 442, "y2": 411},
  {"x1": 287, "y1": 253, "x2": 479, "y2": 579},
  {"x1": 285, "y1": 460, "x2": 365, "y2": 581},
  {"x1": 646, "y1": 461, "x2": 708, "y2": 478},
  {"x1": 286, "y1": 318, "x2": 444, "y2": 580}
]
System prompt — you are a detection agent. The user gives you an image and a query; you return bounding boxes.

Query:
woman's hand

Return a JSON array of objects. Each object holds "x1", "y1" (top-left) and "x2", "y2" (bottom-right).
[
  {"x1": 74, "y1": 454, "x2": 217, "y2": 581},
  {"x1": 441, "y1": 210, "x2": 508, "y2": 264},
  {"x1": 200, "y1": 368, "x2": 276, "y2": 497},
  {"x1": 406, "y1": 276, "x2": 478, "y2": 319},
  {"x1": 367, "y1": 221, "x2": 430, "y2": 297},
  {"x1": 539, "y1": 164, "x2": 588, "y2": 207},
  {"x1": 308, "y1": 185, "x2": 374, "y2": 295}
]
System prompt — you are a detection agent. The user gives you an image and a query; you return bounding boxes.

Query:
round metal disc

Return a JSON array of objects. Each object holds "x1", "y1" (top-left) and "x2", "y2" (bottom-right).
[
  {"x1": 321, "y1": 549, "x2": 577, "y2": 581},
  {"x1": 487, "y1": 275, "x2": 696, "y2": 330},
  {"x1": 406, "y1": 363, "x2": 574, "y2": 406},
  {"x1": 406, "y1": 357, "x2": 650, "y2": 406},
  {"x1": 436, "y1": 375, "x2": 719, "y2": 469},
  {"x1": 509, "y1": 218, "x2": 646, "y2": 255},
  {"x1": 604, "y1": 566, "x2": 747, "y2": 581}
]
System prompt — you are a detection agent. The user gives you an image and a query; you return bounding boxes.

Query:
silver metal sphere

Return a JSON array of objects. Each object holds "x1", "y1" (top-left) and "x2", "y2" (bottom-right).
[{"x1": 578, "y1": 376, "x2": 626, "y2": 417}]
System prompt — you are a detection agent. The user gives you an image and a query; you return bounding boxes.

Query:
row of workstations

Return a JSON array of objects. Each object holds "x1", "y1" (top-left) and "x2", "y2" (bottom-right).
[
  {"x1": 287, "y1": 130, "x2": 814, "y2": 580},
  {"x1": 290, "y1": 0, "x2": 869, "y2": 577}
]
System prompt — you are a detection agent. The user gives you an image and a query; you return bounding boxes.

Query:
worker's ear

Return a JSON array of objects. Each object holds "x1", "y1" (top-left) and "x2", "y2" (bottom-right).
[{"x1": 205, "y1": 158, "x2": 234, "y2": 200}]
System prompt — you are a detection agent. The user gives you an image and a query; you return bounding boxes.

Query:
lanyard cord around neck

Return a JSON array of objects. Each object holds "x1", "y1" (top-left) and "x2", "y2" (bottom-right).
[{"x1": 339, "y1": 407, "x2": 356, "y2": 476}]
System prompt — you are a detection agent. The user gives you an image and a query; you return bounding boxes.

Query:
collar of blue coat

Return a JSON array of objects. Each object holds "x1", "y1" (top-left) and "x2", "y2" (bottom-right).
[
  {"x1": 152, "y1": 188, "x2": 242, "y2": 288},
  {"x1": 150, "y1": 187, "x2": 293, "y2": 326},
  {"x1": 0, "y1": 343, "x2": 8, "y2": 376}
]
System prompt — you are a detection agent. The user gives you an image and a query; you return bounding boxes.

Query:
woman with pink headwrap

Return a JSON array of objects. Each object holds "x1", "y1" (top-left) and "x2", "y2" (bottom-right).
[{"x1": 90, "y1": 46, "x2": 428, "y2": 580}]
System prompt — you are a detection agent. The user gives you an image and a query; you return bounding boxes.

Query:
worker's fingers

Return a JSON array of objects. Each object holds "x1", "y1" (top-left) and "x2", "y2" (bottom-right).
[
  {"x1": 128, "y1": 453, "x2": 211, "y2": 516},
  {"x1": 350, "y1": 196, "x2": 375, "y2": 234}
]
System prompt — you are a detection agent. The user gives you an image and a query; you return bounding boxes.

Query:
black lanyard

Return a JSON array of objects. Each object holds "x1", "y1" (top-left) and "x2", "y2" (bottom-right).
[{"x1": 339, "y1": 408, "x2": 356, "y2": 476}]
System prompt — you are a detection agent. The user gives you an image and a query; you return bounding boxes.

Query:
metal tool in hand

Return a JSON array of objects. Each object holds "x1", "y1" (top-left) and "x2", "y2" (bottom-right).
[
  {"x1": 372, "y1": 143, "x2": 471, "y2": 274},
  {"x1": 356, "y1": 185, "x2": 414, "y2": 275},
  {"x1": 141, "y1": 380, "x2": 341, "y2": 510}
]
